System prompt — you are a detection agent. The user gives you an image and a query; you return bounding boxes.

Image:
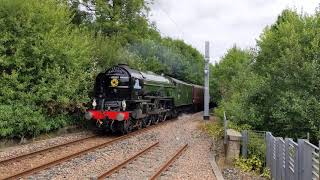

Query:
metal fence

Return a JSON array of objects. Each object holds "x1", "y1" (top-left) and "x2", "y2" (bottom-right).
[
  {"x1": 266, "y1": 132, "x2": 320, "y2": 180},
  {"x1": 241, "y1": 130, "x2": 266, "y2": 160}
]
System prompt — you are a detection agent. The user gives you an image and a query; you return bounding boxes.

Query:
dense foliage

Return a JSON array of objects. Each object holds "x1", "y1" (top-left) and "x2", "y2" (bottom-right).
[
  {"x1": 212, "y1": 9, "x2": 320, "y2": 143},
  {"x1": 0, "y1": 0, "x2": 94, "y2": 138},
  {"x1": 0, "y1": 0, "x2": 205, "y2": 139}
]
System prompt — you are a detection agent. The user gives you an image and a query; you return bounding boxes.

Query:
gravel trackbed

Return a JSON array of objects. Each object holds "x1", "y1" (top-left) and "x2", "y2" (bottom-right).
[{"x1": 0, "y1": 112, "x2": 217, "y2": 180}]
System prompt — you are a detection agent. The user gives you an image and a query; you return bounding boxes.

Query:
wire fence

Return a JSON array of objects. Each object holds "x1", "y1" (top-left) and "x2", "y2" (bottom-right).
[{"x1": 241, "y1": 130, "x2": 266, "y2": 161}]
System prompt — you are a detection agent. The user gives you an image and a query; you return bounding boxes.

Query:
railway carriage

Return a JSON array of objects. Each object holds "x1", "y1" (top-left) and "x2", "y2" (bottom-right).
[{"x1": 85, "y1": 64, "x2": 204, "y2": 134}]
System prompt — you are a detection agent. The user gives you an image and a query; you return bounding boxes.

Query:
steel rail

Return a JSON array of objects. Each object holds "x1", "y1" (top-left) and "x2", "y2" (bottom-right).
[
  {"x1": 0, "y1": 135, "x2": 97, "y2": 165},
  {"x1": 2, "y1": 122, "x2": 169, "y2": 180},
  {"x1": 97, "y1": 142, "x2": 159, "y2": 180},
  {"x1": 149, "y1": 144, "x2": 188, "y2": 180}
]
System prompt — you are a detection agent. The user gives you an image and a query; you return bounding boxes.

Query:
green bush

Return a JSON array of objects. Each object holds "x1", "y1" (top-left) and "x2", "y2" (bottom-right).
[
  {"x1": 235, "y1": 156, "x2": 270, "y2": 179},
  {"x1": 261, "y1": 168, "x2": 271, "y2": 179},
  {"x1": 0, "y1": 0, "x2": 93, "y2": 138},
  {"x1": 235, "y1": 156, "x2": 263, "y2": 173},
  {"x1": 0, "y1": 104, "x2": 45, "y2": 138},
  {"x1": 247, "y1": 131, "x2": 266, "y2": 165},
  {"x1": 0, "y1": 104, "x2": 72, "y2": 138}
]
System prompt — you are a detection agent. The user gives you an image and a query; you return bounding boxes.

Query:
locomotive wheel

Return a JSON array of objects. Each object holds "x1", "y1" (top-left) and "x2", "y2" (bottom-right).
[
  {"x1": 172, "y1": 109, "x2": 178, "y2": 118},
  {"x1": 133, "y1": 119, "x2": 142, "y2": 130},
  {"x1": 145, "y1": 116, "x2": 152, "y2": 127},
  {"x1": 159, "y1": 112, "x2": 166, "y2": 122},
  {"x1": 110, "y1": 120, "x2": 116, "y2": 134},
  {"x1": 151, "y1": 115, "x2": 160, "y2": 125},
  {"x1": 92, "y1": 120, "x2": 107, "y2": 135},
  {"x1": 93, "y1": 125, "x2": 106, "y2": 135},
  {"x1": 141, "y1": 117, "x2": 148, "y2": 128},
  {"x1": 163, "y1": 112, "x2": 168, "y2": 121},
  {"x1": 155, "y1": 114, "x2": 161, "y2": 124},
  {"x1": 150, "y1": 115, "x2": 156, "y2": 125},
  {"x1": 121, "y1": 119, "x2": 133, "y2": 134},
  {"x1": 138, "y1": 119, "x2": 144, "y2": 129}
]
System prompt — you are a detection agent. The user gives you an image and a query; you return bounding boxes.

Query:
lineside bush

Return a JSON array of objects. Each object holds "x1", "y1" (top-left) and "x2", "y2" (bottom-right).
[{"x1": 0, "y1": 0, "x2": 93, "y2": 138}]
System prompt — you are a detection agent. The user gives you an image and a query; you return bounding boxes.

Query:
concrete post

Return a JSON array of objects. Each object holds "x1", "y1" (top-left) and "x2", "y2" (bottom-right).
[{"x1": 226, "y1": 129, "x2": 242, "y2": 163}]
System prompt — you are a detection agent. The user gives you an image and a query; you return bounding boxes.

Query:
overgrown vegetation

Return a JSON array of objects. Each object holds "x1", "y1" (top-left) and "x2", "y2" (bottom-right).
[
  {"x1": 235, "y1": 156, "x2": 270, "y2": 179},
  {"x1": 0, "y1": 0, "x2": 205, "y2": 138},
  {"x1": 201, "y1": 121, "x2": 224, "y2": 139},
  {"x1": 212, "y1": 9, "x2": 320, "y2": 144},
  {"x1": 235, "y1": 156, "x2": 262, "y2": 173}
]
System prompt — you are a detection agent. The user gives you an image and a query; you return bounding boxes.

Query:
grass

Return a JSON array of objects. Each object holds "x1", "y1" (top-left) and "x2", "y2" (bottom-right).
[{"x1": 199, "y1": 119, "x2": 224, "y2": 139}]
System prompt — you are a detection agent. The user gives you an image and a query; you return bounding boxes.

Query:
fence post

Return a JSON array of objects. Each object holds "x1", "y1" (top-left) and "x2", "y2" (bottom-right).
[
  {"x1": 284, "y1": 138, "x2": 290, "y2": 180},
  {"x1": 294, "y1": 141, "x2": 299, "y2": 180},
  {"x1": 271, "y1": 136, "x2": 276, "y2": 180},
  {"x1": 223, "y1": 111, "x2": 227, "y2": 145},
  {"x1": 280, "y1": 138, "x2": 285, "y2": 179},
  {"x1": 276, "y1": 138, "x2": 282, "y2": 180},
  {"x1": 241, "y1": 130, "x2": 248, "y2": 158},
  {"x1": 266, "y1": 132, "x2": 271, "y2": 169},
  {"x1": 303, "y1": 141, "x2": 315, "y2": 180},
  {"x1": 297, "y1": 139, "x2": 305, "y2": 180}
]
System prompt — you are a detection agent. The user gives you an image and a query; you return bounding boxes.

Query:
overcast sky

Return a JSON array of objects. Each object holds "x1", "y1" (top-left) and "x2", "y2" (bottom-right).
[{"x1": 149, "y1": 0, "x2": 319, "y2": 63}]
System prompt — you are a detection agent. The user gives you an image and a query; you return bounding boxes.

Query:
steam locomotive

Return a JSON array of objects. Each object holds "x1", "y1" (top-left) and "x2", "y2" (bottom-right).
[{"x1": 84, "y1": 64, "x2": 204, "y2": 134}]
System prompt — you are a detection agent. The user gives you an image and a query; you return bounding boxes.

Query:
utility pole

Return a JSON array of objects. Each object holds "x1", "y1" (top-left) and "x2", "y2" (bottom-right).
[{"x1": 203, "y1": 41, "x2": 210, "y2": 120}]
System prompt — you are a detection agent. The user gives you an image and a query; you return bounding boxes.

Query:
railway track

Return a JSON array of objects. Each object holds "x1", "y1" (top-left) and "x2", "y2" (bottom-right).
[
  {"x1": 97, "y1": 142, "x2": 188, "y2": 180},
  {"x1": 97, "y1": 142, "x2": 160, "y2": 180},
  {"x1": 149, "y1": 144, "x2": 188, "y2": 180},
  {"x1": 0, "y1": 121, "x2": 172, "y2": 180},
  {"x1": 0, "y1": 134, "x2": 97, "y2": 165}
]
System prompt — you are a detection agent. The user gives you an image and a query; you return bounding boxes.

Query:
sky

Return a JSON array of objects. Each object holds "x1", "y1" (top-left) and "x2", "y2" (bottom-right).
[{"x1": 149, "y1": 0, "x2": 319, "y2": 63}]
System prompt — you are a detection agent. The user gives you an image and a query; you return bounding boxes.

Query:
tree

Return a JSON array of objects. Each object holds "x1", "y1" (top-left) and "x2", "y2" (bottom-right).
[
  {"x1": 213, "y1": 9, "x2": 320, "y2": 142},
  {"x1": 252, "y1": 9, "x2": 320, "y2": 141},
  {"x1": 210, "y1": 46, "x2": 252, "y2": 103},
  {"x1": 128, "y1": 38, "x2": 205, "y2": 84},
  {"x1": 71, "y1": 0, "x2": 160, "y2": 43}
]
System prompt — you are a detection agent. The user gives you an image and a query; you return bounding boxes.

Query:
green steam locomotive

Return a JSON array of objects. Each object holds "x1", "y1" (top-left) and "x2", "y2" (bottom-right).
[{"x1": 85, "y1": 64, "x2": 204, "y2": 134}]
